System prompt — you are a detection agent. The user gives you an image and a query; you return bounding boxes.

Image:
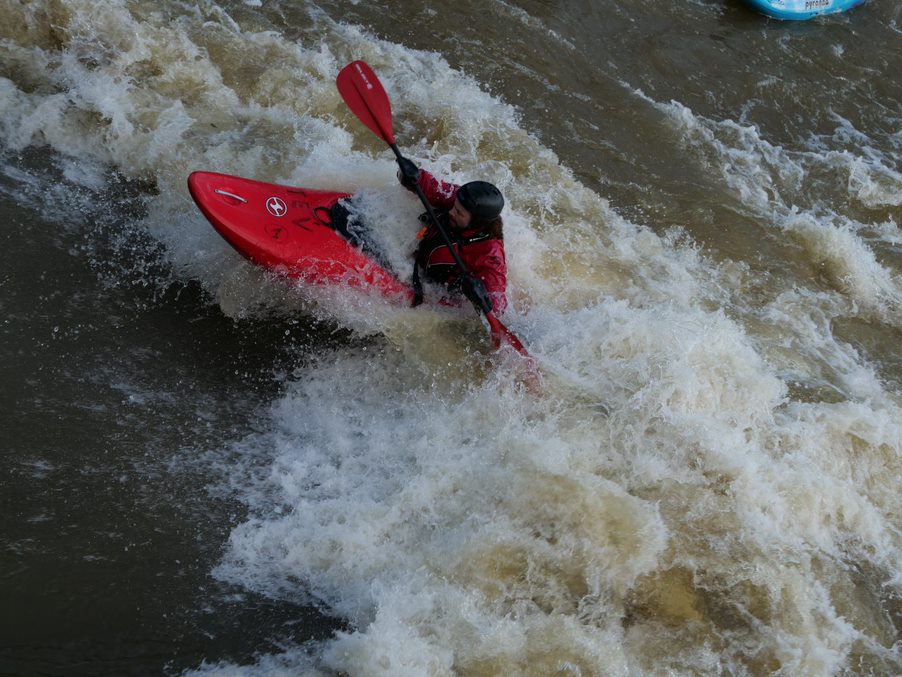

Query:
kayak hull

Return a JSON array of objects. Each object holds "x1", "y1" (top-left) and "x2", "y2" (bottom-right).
[
  {"x1": 188, "y1": 172, "x2": 412, "y2": 300},
  {"x1": 743, "y1": 0, "x2": 865, "y2": 19}
]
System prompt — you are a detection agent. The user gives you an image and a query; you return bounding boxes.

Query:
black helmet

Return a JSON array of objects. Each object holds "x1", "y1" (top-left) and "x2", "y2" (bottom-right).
[{"x1": 457, "y1": 181, "x2": 504, "y2": 222}]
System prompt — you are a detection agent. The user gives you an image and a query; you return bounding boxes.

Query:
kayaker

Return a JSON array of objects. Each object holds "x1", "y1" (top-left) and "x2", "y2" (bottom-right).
[{"x1": 396, "y1": 157, "x2": 508, "y2": 314}]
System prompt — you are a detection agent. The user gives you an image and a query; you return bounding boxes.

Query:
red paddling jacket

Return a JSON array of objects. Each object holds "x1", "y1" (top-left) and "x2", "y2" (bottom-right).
[{"x1": 412, "y1": 170, "x2": 508, "y2": 314}]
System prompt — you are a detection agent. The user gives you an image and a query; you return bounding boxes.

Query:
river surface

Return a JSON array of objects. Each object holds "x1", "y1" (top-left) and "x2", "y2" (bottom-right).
[{"x1": 1, "y1": 1, "x2": 900, "y2": 675}]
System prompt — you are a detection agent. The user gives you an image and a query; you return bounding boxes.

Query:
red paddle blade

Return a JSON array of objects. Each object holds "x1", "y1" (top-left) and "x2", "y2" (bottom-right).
[
  {"x1": 486, "y1": 313, "x2": 530, "y2": 357},
  {"x1": 336, "y1": 61, "x2": 396, "y2": 146}
]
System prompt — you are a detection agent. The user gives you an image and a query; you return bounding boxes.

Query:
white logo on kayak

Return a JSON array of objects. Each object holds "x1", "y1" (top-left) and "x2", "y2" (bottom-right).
[{"x1": 265, "y1": 196, "x2": 287, "y2": 217}]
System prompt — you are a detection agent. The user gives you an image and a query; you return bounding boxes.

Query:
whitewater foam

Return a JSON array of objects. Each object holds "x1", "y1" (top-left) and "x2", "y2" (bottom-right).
[{"x1": 2, "y1": 1, "x2": 899, "y2": 674}]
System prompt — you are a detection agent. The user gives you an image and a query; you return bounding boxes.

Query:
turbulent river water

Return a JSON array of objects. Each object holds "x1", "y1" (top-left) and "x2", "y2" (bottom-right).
[{"x1": 1, "y1": 0, "x2": 900, "y2": 675}]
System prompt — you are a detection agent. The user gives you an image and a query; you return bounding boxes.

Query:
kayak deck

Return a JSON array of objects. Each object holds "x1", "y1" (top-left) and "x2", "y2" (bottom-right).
[{"x1": 188, "y1": 171, "x2": 412, "y2": 300}]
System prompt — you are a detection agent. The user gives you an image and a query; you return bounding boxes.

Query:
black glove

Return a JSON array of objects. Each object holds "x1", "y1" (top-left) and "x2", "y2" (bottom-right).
[
  {"x1": 397, "y1": 156, "x2": 419, "y2": 191},
  {"x1": 460, "y1": 275, "x2": 493, "y2": 314}
]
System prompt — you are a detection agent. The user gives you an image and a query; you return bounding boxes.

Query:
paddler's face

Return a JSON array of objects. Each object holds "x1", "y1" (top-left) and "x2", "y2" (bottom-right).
[{"x1": 448, "y1": 199, "x2": 472, "y2": 230}]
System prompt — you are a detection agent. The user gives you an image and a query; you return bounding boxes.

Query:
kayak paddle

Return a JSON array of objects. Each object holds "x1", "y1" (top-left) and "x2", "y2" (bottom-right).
[{"x1": 336, "y1": 60, "x2": 531, "y2": 358}]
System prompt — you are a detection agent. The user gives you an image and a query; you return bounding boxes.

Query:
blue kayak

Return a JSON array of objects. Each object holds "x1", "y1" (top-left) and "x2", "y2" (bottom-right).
[{"x1": 744, "y1": 0, "x2": 865, "y2": 19}]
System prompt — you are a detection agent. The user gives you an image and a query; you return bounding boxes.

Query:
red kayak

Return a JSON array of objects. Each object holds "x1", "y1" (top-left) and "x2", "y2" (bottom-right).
[{"x1": 187, "y1": 171, "x2": 412, "y2": 300}]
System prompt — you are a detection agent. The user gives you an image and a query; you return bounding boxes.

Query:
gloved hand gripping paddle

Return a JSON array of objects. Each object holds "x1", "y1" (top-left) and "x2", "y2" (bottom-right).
[
  {"x1": 396, "y1": 156, "x2": 420, "y2": 191},
  {"x1": 459, "y1": 275, "x2": 493, "y2": 315},
  {"x1": 337, "y1": 60, "x2": 530, "y2": 356}
]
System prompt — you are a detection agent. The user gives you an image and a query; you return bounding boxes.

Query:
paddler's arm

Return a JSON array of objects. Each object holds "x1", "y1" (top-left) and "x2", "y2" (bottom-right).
[
  {"x1": 461, "y1": 246, "x2": 508, "y2": 315},
  {"x1": 397, "y1": 159, "x2": 457, "y2": 209}
]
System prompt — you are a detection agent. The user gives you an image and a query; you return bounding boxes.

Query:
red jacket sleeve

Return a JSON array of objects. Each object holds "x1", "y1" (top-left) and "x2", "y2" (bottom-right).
[
  {"x1": 416, "y1": 169, "x2": 458, "y2": 210},
  {"x1": 465, "y1": 241, "x2": 508, "y2": 314}
]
